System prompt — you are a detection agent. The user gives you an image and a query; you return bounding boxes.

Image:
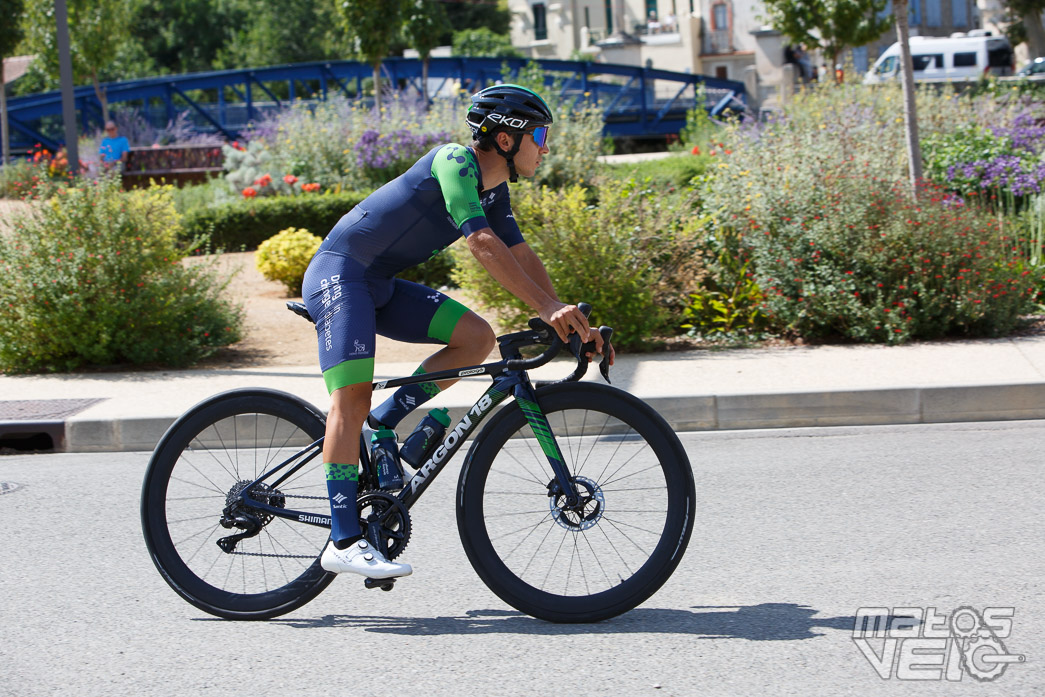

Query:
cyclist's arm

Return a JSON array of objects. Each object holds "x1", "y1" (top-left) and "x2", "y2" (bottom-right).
[
  {"x1": 467, "y1": 230, "x2": 600, "y2": 354},
  {"x1": 507, "y1": 241, "x2": 611, "y2": 363},
  {"x1": 509, "y1": 242, "x2": 559, "y2": 304}
]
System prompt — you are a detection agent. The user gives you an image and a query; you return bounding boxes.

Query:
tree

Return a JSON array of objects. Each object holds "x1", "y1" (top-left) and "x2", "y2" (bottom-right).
[
  {"x1": 131, "y1": 0, "x2": 244, "y2": 75},
  {"x1": 1, "y1": 0, "x2": 26, "y2": 165},
  {"x1": 761, "y1": 0, "x2": 892, "y2": 82},
  {"x1": 404, "y1": 0, "x2": 451, "y2": 107},
  {"x1": 1001, "y1": 0, "x2": 1045, "y2": 60},
  {"x1": 452, "y1": 27, "x2": 521, "y2": 58},
  {"x1": 21, "y1": 0, "x2": 133, "y2": 123},
  {"x1": 440, "y1": 0, "x2": 511, "y2": 44},
  {"x1": 215, "y1": 1, "x2": 348, "y2": 70},
  {"x1": 893, "y1": 0, "x2": 923, "y2": 195},
  {"x1": 338, "y1": 0, "x2": 406, "y2": 113}
]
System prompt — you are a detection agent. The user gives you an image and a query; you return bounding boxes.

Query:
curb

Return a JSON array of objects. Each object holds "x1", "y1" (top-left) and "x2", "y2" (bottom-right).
[{"x1": 49, "y1": 382, "x2": 1045, "y2": 453}]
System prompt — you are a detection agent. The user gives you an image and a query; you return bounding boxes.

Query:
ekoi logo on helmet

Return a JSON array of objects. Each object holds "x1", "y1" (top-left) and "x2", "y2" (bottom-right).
[{"x1": 486, "y1": 113, "x2": 530, "y2": 129}]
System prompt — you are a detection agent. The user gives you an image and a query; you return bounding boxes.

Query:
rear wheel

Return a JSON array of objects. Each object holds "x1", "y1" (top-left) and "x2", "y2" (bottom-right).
[
  {"x1": 141, "y1": 389, "x2": 334, "y2": 620},
  {"x1": 457, "y1": 383, "x2": 695, "y2": 623}
]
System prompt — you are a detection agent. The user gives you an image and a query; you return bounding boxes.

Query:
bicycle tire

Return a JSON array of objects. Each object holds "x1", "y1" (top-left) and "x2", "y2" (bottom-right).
[
  {"x1": 457, "y1": 382, "x2": 695, "y2": 623},
  {"x1": 141, "y1": 388, "x2": 335, "y2": 620}
]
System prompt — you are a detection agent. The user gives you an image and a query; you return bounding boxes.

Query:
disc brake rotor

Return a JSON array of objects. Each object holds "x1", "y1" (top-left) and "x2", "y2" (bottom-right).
[{"x1": 550, "y1": 476, "x2": 605, "y2": 531}]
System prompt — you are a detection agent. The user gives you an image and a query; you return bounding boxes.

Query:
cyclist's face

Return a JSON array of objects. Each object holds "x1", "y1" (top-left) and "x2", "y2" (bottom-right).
[{"x1": 515, "y1": 128, "x2": 550, "y2": 178}]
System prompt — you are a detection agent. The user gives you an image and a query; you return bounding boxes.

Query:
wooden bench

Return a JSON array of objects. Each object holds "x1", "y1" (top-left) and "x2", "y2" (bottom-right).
[{"x1": 121, "y1": 144, "x2": 224, "y2": 189}]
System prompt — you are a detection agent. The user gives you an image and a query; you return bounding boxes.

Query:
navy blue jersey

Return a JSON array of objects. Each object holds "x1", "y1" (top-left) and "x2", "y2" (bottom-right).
[{"x1": 316, "y1": 143, "x2": 524, "y2": 278}]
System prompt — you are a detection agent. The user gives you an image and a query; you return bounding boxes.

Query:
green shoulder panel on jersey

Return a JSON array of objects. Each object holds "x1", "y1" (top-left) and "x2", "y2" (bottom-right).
[{"x1": 431, "y1": 144, "x2": 484, "y2": 230}]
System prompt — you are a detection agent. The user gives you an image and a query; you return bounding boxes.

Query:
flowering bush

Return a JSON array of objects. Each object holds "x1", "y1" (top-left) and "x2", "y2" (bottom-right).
[
  {"x1": 924, "y1": 117, "x2": 1045, "y2": 200},
  {"x1": 354, "y1": 129, "x2": 450, "y2": 188},
  {"x1": 704, "y1": 86, "x2": 1041, "y2": 343},
  {"x1": 0, "y1": 145, "x2": 80, "y2": 200},
  {"x1": 242, "y1": 94, "x2": 468, "y2": 191},
  {"x1": 255, "y1": 227, "x2": 323, "y2": 296},
  {"x1": 0, "y1": 176, "x2": 242, "y2": 372}
]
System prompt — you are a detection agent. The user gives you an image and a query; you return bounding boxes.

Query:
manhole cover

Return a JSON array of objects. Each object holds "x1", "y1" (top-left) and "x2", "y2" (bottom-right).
[
  {"x1": 0, "y1": 399, "x2": 104, "y2": 421},
  {"x1": 0, "y1": 481, "x2": 23, "y2": 495}
]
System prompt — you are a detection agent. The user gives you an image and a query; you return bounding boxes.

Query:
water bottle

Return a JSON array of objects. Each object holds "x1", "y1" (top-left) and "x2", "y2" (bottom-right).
[
  {"x1": 371, "y1": 429, "x2": 404, "y2": 490},
  {"x1": 399, "y1": 408, "x2": 451, "y2": 468}
]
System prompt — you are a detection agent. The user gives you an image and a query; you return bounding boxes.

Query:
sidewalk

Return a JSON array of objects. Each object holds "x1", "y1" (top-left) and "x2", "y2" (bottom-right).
[{"x1": 4, "y1": 333, "x2": 1045, "y2": 452}]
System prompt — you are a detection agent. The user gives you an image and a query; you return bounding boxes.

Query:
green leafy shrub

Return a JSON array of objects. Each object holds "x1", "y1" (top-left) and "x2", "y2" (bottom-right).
[
  {"x1": 0, "y1": 177, "x2": 242, "y2": 372},
  {"x1": 681, "y1": 234, "x2": 769, "y2": 339},
  {"x1": 256, "y1": 227, "x2": 323, "y2": 296},
  {"x1": 180, "y1": 191, "x2": 369, "y2": 250},
  {"x1": 453, "y1": 180, "x2": 708, "y2": 350}
]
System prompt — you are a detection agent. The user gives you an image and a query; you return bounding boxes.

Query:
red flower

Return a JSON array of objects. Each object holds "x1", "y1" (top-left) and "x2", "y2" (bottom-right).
[
  {"x1": 691, "y1": 145, "x2": 701, "y2": 155},
  {"x1": 243, "y1": 187, "x2": 257, "y2": 198},
  {"x1": 283, "y1": 174, "x2": 298, "y2": 185}
]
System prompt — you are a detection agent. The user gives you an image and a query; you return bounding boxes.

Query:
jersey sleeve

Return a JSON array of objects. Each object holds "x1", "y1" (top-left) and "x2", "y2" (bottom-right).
[
  {"x1": 485, "y1": 186, "x2": 525, "y2": 248},
  {"x1": 430, "y1": 144, "x2": 488, "y2": 236}
]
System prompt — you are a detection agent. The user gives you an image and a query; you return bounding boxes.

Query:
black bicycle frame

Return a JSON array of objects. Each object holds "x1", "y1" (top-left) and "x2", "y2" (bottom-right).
[{"x1": 239, "y1": 351, "x2": 579, "y2": 528}]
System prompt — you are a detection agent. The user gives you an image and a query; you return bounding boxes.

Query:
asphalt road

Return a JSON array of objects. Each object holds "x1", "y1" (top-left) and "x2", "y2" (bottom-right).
[{"x1": 1, "y1": 421, "x2": 1041, "y2": 696}]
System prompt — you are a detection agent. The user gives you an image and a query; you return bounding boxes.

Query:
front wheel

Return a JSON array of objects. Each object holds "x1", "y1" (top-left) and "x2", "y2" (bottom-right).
[
  {"x1": 141, "y1": 389, "x2": 334, "y2": 620},
  {"x1": 457, "y1": 383, "x2": 695, "y2": 623}
]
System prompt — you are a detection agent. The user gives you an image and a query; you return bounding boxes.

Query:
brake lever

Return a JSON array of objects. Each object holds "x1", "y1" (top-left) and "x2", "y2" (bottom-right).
[{"x1": 598, "y1": 327, "x2": 613, "y2": 384}]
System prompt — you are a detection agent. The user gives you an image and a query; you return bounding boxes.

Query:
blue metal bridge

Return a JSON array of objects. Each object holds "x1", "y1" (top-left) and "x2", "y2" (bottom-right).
[{"x1": 4, "y1": 57, "x2": 746, "y2": 153}]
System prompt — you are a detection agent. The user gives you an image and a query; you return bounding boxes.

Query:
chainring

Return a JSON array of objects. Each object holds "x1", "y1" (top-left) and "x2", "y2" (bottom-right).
[{"x1": 357, "y1": 492, "x2": 412, "y2": 560}]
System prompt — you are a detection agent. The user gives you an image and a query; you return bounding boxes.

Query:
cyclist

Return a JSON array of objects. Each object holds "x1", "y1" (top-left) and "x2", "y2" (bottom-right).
[{"x1": 302, "y1": 84, "x2": 611, "y2": 580}]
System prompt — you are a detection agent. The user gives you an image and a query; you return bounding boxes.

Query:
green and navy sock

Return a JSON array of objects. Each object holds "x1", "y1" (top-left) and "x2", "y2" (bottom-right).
[
  {"x1": 324, "y1": 462, "x2": 361, "y2": 548},
  {"x1": 370, "y1": 364, "x2": 441, "y2": 428}
]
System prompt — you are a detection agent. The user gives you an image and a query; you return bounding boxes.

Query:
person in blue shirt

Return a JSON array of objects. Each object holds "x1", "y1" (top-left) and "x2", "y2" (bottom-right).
[
  {"x1": 302, "y1": 84, "x2": 611, "y2": 580},
  {"x1": 98, "y1": 121, "x2": 130, "y2": 168}
]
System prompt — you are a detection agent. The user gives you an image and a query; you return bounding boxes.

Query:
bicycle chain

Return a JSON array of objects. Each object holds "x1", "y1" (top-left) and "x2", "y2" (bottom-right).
[{"x1": 228, "y1": 550, "x2": 316, "y2": 559}]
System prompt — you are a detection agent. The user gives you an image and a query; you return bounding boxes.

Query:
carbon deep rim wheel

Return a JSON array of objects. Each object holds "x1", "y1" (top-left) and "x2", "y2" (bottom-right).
[
  {"x1": 457, "y1": 383, "x2": 695, "y2": 623},
  {"x1": 141, "y1": 389, "x2": 335, "y2": 620}
]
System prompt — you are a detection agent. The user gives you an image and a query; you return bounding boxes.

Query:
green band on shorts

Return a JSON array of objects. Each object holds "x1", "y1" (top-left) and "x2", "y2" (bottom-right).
[
  {"x1": 324, "y1": 462, "x2": 359, "y2": 481},
  {"x1": 323, "y1": 358, "x2": 375, "y2": 393},
  {"x1": 428, "y1": 298, "x2": 469, "y2": 344}
]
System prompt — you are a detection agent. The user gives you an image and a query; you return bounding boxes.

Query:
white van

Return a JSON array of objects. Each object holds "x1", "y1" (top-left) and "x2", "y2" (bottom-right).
[{"x1": 863, "y1": 32, "x2": 1014, "y2": 84}]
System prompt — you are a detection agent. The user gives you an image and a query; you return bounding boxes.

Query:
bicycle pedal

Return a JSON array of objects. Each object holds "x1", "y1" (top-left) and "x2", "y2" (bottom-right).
[{"x1": 364, "y1": 577, "x2": 396, "y2": 592}]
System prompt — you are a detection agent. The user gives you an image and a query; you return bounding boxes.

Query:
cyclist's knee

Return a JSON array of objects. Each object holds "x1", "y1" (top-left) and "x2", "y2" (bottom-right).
[
  {"x1": 450, "y1": 312, "x2": 495, "y2": 357},
  {"x1": 328, "y1": 382, "x2": 372, "y2": 425}
]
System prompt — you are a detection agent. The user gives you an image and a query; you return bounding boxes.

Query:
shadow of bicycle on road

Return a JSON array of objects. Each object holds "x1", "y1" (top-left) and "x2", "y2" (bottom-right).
[{"x1": 271, "y1": 602, "x2": 875, "y2": 640}]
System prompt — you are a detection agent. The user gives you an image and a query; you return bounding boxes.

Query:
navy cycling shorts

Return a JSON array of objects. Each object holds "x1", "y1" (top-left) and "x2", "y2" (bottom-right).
[{"x1": 302, "y1": 250, "x2": 469, "y2": 393}]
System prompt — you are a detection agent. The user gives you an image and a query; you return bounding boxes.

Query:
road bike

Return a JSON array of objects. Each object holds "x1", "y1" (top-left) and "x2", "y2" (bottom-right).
[{"x1": 140, "y1": 304, "x2": 695, "y2": 623}]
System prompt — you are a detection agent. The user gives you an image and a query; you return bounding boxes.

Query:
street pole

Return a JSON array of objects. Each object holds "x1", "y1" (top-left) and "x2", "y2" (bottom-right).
[{"x1": 55, "y1": 0, "x2": 79, "y2": 173}]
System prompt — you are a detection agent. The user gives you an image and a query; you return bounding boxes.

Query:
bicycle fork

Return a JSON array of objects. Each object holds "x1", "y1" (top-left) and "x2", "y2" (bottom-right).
[{"x1": 512, "y1": 379, "x2": 582, "y2": 507}]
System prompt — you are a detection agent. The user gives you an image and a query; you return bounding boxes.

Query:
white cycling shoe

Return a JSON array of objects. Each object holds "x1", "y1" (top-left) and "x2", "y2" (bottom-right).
[{"x1": 321, "y1": 539, "x2": 413, "y2": 579}]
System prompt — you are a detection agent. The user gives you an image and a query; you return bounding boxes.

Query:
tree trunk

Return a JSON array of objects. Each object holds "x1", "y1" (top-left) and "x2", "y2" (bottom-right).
[
  {"x1": 894, "y1": 0, "x2": 923, "y2": 196},
  {"x1": 422, "y1": 55, "x2": 430, "y2": 110},
  {"x1": 1022, "y1": 11, "x2": 1045, "y2": 61},
  {"x1": 1, "y1": 74, "x2": 9, "y2": 166},
  {"x1": 92, "y1": 71, "x2": 110, "y2": 124}
]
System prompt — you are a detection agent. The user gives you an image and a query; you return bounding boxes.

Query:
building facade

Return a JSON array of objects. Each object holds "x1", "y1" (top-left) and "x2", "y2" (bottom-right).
[{"x1": 506, "y1": 0, "x2": 987, "y2": 98}]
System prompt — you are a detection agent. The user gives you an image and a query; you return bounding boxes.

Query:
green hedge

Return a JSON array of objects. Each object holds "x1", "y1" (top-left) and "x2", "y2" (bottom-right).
[{"x1": 182, "y1": 192, "x2": 370, "y2": 250}]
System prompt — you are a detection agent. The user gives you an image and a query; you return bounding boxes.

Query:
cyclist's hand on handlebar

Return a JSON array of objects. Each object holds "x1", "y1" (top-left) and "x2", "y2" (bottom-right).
[
  {"x1": 539, "y1": 302, "x2": 613, "y2": 365},
  {"x1": 539, "y1": 302, "x2": 591, "y2": 345}
]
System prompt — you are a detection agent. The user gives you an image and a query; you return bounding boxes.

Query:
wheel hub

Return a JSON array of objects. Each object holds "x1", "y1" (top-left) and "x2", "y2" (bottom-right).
[{"x1": 549, "y1": 476, "x2": 604, "y2": 531}]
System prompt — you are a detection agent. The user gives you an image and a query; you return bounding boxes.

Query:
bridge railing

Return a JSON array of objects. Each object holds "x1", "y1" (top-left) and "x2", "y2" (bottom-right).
[{"x1": 4, "y1": 57, "x2": 746, "y2": 153}]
